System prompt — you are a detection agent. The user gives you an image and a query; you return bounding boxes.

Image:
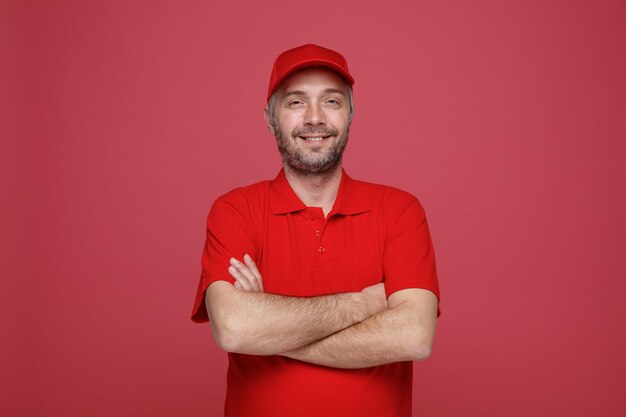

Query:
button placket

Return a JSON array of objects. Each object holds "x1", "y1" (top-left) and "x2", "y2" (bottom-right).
[
  {"x1": 316, "y1": 220, "x2": 324, "y2": 259},
  {"x1": 313, "y1": 211, "x2": 327, "y2": 266}
]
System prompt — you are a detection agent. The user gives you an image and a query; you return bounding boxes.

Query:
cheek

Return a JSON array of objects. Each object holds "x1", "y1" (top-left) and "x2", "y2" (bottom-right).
[
  {"x1": 278, "y1": 115, "x2": 301, "y2": 134},
  {"x1": 328, "y1": 111, "x2": 350, "y2": 127}
]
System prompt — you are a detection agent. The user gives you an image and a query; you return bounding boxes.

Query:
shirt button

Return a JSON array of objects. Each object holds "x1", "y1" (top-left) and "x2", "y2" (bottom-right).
[
  {"x1": 318, "y1": 246, "x2": 325, "y2": 253},
  {"x1": 308, "y1": 214, "x2": 315, "y2": 220},
  {"x1": 315, "y1": 230, "x2": 321, "y2": 237}
]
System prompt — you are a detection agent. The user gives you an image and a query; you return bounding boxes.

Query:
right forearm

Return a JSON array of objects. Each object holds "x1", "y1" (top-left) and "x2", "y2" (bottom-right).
[{"x1": 205, "y1": 281, "x2": 373, "y2": 355}]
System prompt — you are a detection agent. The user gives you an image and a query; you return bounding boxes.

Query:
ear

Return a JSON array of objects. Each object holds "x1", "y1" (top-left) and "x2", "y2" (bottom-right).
[{"x1": 263, "y1": 106, "x2": 275, "y2": 135}]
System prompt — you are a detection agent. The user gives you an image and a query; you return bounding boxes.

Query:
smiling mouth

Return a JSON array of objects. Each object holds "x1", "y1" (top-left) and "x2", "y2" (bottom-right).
[{"x1": 298, "y1": 135, "x2": 332, "y2": 142}]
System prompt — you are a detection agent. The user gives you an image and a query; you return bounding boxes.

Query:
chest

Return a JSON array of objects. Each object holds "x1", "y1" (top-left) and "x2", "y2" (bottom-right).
[{"x1": 256, "y1": 207, "x2": 384, "y2": 297}]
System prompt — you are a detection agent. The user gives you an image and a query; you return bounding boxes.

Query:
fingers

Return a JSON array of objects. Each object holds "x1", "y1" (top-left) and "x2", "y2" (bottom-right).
[
  {"x1": 243, "y1": 254, "x2": 264, "y2": 292},
  {"x1": 229, "y1": 255, "x2": 263, "y2": 292},
  {"x1": 361, "y1": 282, "x2": 385, "y2": 294},
  {"x1": 360, "y1": 282, "x2": 388, "y2": 315},
  {"x1": 229, "y1": 258, "x2": 259, "y2": 292}
]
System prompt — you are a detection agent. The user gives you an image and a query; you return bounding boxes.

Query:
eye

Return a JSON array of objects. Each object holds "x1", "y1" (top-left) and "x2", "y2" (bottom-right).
[{"x1": 288, "y1": 99, "x2": 303, "y2": 107}]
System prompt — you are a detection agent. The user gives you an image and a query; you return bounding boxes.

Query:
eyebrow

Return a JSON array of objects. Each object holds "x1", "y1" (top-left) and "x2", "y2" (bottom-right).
[
  {"x1": 321, "y1": 88, "x2": 346, "y2": 96},
  {"x1": 282, "y1": 90, "x2": 306, "y2": 99},
  {"x1": 282, "y1": 88, "x2": 347, "y2": 99}
]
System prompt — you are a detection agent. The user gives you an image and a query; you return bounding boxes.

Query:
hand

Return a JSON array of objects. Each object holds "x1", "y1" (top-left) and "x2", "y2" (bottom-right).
[
  {"x1": 228, "y1": 254, "x2": 264, "y2": 292},
  {"x1": 361, "y1": 283, "x2": 388, "y2": 317}
]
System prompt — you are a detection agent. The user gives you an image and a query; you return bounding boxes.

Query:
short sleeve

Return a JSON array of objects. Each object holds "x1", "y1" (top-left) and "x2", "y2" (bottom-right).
[
  {"x1": 382, "y1": 197, "x2": 441, "y2": 317},
  {"x1": 191, "y1": 194, "x2": 258, "y2": 323}
]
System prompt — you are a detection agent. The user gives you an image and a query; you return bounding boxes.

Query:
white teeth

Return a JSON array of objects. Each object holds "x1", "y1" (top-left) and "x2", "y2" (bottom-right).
[{"x1": 304, "y1": 137, "x2": 323, "y2": 141}]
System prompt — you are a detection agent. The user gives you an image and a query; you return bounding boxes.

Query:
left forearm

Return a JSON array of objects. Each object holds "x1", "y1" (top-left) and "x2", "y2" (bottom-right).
[{"x1": 282, "y1": 302, "x2": 434, "y2": 369}]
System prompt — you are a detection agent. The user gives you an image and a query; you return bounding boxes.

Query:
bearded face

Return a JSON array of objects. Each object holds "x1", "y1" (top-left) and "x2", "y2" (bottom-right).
[{"x1": 267, "y1": 67, "x2": 352, "y2": 177}]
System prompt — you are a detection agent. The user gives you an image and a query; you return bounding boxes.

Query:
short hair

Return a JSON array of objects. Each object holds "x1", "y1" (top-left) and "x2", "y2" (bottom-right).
[{"x1": 268, "y1": 86, "x2": 354, "y2": 123}]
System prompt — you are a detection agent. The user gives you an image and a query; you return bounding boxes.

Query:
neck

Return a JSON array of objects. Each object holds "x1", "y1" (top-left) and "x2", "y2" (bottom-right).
[{"x1": 283, "y1": 164, "x2": 342, "y2": 217}]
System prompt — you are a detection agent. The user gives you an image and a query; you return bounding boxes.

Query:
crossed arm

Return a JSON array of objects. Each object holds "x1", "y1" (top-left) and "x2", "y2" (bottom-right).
[
  {"x1": 282, "y1": 287, "x2": 437, "y2": 368},
  {"x1": 205, "y1": 255, "x2": 438, "y2": 369}
]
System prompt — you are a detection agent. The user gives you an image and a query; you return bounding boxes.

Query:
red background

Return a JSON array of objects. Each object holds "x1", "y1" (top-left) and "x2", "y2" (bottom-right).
[{"x1": 2, "y1": 1, "x2": 625, "y2": 416}]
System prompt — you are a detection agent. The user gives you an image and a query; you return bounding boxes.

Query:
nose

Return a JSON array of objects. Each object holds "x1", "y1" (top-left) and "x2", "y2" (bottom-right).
[{"x1": 304, "y1": 101, "x2": 326, "y2": 126}]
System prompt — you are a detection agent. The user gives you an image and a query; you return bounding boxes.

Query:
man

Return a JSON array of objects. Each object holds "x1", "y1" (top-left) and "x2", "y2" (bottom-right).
[{"x1": 191, "y1": 44, "x2": 441, "y2": 417}]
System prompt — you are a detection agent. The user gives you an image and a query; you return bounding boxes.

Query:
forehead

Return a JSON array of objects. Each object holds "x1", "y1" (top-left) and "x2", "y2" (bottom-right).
[{"x1": 277, "y1": 67, "x2": 350, "y2": 97}]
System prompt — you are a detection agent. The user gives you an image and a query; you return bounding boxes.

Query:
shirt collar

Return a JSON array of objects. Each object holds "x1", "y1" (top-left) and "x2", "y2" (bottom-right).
[{"x1": 269, "y1": 168, "x2": 371, "y2": 215}]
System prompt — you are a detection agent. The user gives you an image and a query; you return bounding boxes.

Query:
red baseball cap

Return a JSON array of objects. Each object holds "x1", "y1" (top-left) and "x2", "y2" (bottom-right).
[{"x1": 267, "y1": 44, "x2": 355, "y2": 102}]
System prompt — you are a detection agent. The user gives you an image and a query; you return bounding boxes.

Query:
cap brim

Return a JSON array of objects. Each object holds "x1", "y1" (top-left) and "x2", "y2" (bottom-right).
[{"x1": 268, "y1": 59, "x2": 354, "y2": 102}]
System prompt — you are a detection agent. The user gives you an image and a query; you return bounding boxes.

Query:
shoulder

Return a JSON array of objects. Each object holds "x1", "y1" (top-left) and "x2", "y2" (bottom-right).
[
  {"x1": 208, "y1": 179, "x2": 272, "y2": 222},
  {"x1": 350, "y1": 177, "x2": 423, "y2": 213},
  {"x1": 215, "y1": 179, "x2": 272, "y2": 206},
  {"x1": 349, "y1": 177, "x2": 431, "y2": 238}
]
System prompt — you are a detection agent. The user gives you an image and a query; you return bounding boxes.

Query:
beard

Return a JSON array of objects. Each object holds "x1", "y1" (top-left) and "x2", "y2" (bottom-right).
[{"x1": 273, "y1": 121, "x2": 350, "y2": 177}]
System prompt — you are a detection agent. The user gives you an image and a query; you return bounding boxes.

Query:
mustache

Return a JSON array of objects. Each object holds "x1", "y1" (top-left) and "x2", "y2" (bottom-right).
[{"x1": 292, "y1": 127, "x2": 338, "y2": 137}]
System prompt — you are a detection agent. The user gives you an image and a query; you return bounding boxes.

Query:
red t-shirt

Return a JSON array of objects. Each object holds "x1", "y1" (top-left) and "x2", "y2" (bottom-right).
[{"x1": 192, "y1": 168, "x2": 440, "y2": 417}]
